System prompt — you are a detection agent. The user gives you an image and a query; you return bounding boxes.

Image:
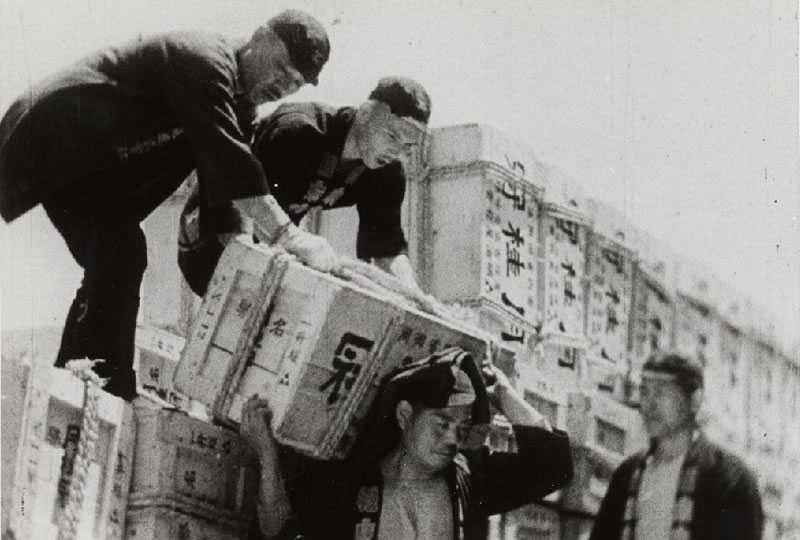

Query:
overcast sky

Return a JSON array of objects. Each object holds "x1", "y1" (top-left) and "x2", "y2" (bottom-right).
[{"x1": 0, "y1": 0, "x2": 797, "y2": 349}]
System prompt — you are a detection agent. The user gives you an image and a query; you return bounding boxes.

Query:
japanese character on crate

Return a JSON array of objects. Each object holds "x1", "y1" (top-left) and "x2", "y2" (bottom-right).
[
  {"x1": 319, "y1": 332, "x2": 374, "y2": 406},
  {"x1": 483, "y1": 178, "x2": 538, "y2": 325},
  {"x1": 543, "y1": 216, "x2": 586, "y2": 337}
]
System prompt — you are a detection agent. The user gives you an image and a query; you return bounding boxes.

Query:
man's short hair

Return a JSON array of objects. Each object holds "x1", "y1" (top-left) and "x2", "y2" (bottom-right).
[
  {"x1": 642, "y1": 351, "x2": 704, "y2": 396},
  {"x1": 368, "y1": 76, "x2": 431, "y2": 124}
]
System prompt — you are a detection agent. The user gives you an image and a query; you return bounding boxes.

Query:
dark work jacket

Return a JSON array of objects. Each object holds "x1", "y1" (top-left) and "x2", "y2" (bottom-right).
[
  {"x1": 254, "y1": 426, "x2": 573, "y2": 540},
  {"x1": 0, "y1": 31, "x2": 265, "y2": 222},
  {"x1": 253, "y1": 102, "x2": 409, "y2": 259},
  {"x1": 590, "y1": 434, "x2": 763, "y2": 540}
]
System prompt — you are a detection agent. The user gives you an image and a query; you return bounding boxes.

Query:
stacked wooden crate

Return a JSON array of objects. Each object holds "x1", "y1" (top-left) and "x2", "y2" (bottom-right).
[
  {"x1": 4, "y1": 364, "x2": 135, "y2": 540},
  {"x1": 174, "y1": 238, "x2": 497, "y2": 460}
]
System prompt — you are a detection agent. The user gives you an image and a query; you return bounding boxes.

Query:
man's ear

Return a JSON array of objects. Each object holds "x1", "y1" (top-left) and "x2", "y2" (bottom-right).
[{"x1": 396, "y1": 400, "x2": 414, "y2": 432}]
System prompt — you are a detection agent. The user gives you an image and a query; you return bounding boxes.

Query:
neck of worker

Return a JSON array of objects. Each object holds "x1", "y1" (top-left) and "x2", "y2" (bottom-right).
[{"x1": 651, "y1": 423, "x2": 694, "y2": 462}]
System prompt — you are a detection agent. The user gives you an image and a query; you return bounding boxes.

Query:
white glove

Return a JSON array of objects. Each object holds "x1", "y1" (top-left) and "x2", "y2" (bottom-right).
[{"x1": 277, "y1": 224, "x2": 338, "y2": 272}]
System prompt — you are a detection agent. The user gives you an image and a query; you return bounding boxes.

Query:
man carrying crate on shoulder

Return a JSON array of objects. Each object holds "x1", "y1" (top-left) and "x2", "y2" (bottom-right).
[
  {"x1": 240, "y1": 348, "x2": 574, "y2": 540},
  {"x1": 178, "y1": 76, "x2": 430, "y2": 296}
]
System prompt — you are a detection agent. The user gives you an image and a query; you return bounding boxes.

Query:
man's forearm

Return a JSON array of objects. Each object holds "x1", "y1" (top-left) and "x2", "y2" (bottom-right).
[
  {"x1": 497, "y1": 385, "x2": 551, "y2": 431},
  {"x1": 255, "y1": 453, "x2": 292, "y2": 539}
]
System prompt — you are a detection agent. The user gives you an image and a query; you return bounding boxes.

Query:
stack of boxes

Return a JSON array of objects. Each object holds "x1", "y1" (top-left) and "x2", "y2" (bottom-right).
[{"x1": 5, "y1": 121, "x2": 800, "y2": 539}]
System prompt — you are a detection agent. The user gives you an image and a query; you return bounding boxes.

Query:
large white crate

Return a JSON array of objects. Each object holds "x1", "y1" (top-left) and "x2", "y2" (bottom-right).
[
  {"x1": 674, "y1": 294, "x2": 721, "y2": 375},
  {"x1": 129, "y1": 407, "x2": 257, "y2": 520},
  {"x1": 521, "y1": 339, "x2": 585, "y2": 399},
  {"x1": 175, "y1": 239, "x2": 495, "y2": 460},
  {"x1": 428, "y1": 124, "x2": 539, "y2": 185},
  {"x1": 423, "y1": 162, "x2": 542, "y2": 328},
  {"x1": 7, "y1": 364, "x2": 135, "y2": 540},
  {"x1": 704, "y1": 319, "x2": 749, "y2": 449},
  {"x1": 566, "y1": 391, "x2": 646, "y2": 459},
  {"x1": 584, "y1": 199, "x2": 634, "y2": 376},
  {"x1": 124, "y1": 502, "x2": 244, "y2": 540},
  {"x1": 134, "y1": 324, "x2": 188, "y2": 409},
  {"x1": 536, "y1": 164, "x2": 588, "y2": 342}
]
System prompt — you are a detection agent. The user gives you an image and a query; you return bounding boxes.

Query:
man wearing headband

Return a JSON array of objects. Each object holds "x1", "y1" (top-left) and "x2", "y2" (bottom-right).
[
  {"x1": 0, "y1": 10, "x2": 330, "y2": 400},
  {"x1": 240, "y1": 348, "x2": 573, "y2": 540},
  {"x1": 178, "y1": 76, "x2": 430, "y2": 296},
  {"x1": 591, "y1": 351, "x2": 763, "y2": 540}
]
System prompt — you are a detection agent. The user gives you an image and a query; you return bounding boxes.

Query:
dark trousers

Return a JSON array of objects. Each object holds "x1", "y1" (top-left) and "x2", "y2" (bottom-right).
[{"x1": 41, "y1": 151, "x2": 191, "y2": 400}]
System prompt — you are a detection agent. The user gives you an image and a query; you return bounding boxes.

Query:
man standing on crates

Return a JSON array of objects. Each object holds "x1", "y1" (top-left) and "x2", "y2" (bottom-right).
[
  {"x1": 178, "y1": 76, "x2": 430, "y2": 296},
  {"x1": 590, "y1": 351, "x2": 763, "y2": 540},
  {"x1": 240, "y1": 347, "x2": 574, "y2": 540},
  {"x1": 0, "y1": 10, "x2": 335, "y2": 401}
]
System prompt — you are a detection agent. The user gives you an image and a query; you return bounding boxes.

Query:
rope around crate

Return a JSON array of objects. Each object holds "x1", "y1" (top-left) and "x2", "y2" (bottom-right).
[{"x1": 56, "y1": 359, "x2": 105, "y2": 540}]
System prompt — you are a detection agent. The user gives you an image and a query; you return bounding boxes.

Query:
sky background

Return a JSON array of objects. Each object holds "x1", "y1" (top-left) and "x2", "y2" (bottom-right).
[{"x1": 0, "y1": 0, "x2": 798, "y2": 351}]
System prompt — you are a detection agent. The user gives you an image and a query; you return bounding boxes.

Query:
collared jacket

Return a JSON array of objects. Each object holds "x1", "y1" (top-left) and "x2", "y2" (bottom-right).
[
  {"x1": 0, "y1": 31, "x2": 265, "y2": 222},
  {"x1": 590, "y1": 434, "x2": 763, "y2": 540}
]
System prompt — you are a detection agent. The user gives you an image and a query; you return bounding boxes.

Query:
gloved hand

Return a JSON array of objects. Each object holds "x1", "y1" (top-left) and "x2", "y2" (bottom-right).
[{"x1": 277, "y1": 224, "x2": 339, "y2": 272}]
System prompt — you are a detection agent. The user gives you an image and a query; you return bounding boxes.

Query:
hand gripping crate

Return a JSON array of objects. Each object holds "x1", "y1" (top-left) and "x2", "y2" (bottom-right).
[
  {"x1": 583, "y1": 199, "x2": 635, "y2": 392},
  {"x1": 423, "y1": 126, "x2": 544, "y2": 329},
  {"x1": 124, "y1": 500, "x2": 244, "y2": 540},
  {"x1": 506, "y1": 502, "x2": 561, "y2": 540},
  {"x1": 536, "y1": 162, "x2": 589, "y2": 343},
  {"x1": 129, "y1": 407, "x2": 258, "y2": 522},
  {"x1": 175, "y1": 239, "x2": 495, "y2": 459},
  {"x1": 6, "y1": 364, "x2": 135, "y2": 540}
]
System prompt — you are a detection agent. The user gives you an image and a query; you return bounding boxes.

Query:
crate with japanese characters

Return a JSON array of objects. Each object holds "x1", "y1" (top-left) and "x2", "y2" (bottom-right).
[
  {"x1": 129, "y1": 407, "x2": 258, "y2": 522},
  {"x1": 134, "y1": 324, "x2": 192, "y2": 410},
  {"x1": 423, "y1": 145, "x2": 543, "y2": 328},
  {"x1": 124, "y1": 500, "x2": 244, "y2": 540},
  {"x1": 506, "y1": 502, "x2": 561, "y2": 540},
  {"x1": 522, "y1": 337, "x2": 587, "y2": 403},
  {"x1": 175, "y1": 239, "x2": 495, "y2": 460},
  {"x1": 536, "y1": 163, "x2": 588, "y2": 342},
  {"x1": 447, "y1": 301, "x2": 538, "y2": 363},
  {"x1": 428, "y1": 123, "x2": 540, "y2": 186},
  {"x1": 583, "y1": 199, "x2": 634, "y2": 397},
  {"x1": 6, "y1": 364, "x2": 135, "y2": 540},
  {"x1": 565, "y1": 391, "x2": 646, "y2": 459},
  {"x1": 626, "y1": 232, "x2": 677, "y2": 404}
]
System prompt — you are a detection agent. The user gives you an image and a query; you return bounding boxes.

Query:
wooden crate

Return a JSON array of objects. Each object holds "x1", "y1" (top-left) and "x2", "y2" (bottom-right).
[
  {"x1": 536, "y1": 164, "x2": 588, "y2": 342},
  {"x1": 1, "y1": 359, "x2": 29, "y2": 531},
  {"x1": 129, "y1": 408, "x2": 257, "y2": 520},
  {"x1": 584, "y1": 199, "x2": 634, "y2": 378},
  {"x1": 6, "y1": 364, "x2": 135, "y2": 540},
  {"x1": 566, "y1": 391, "x2": 646, "y2": 459},
  {"x1": 423, "y1": 162, "x2": 542, "y2": 328},
  {"x1": 506, "y1": 502, "x2": 561, "y2": 540},
  {"x1": 521, "y1": 338, "x2": 585, "y2": 401},
  {"x1": 124, "y1": 502, "x2": 245, "y2": 540},
  {"x1": 134, "y1": 324, "x2": 188, "y2": 409},
  {"x1": 175, "y1": 239, "x2": 494, "y2": 459},
  {"x1": 745, "y1": 338, "x2": 784, "y2": 458}
]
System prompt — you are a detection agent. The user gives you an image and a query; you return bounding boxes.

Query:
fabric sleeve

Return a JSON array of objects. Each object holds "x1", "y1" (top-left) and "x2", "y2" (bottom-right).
[
  {"x1": 716, "y1": 468, "x2": 764, "y2": 540},
  {"x1": 481, "y1": 426, "x2": 574, "y2": 516},
  {"x1": 355, "y1": 163, "x2": 409, "y2": 259},
  {"x1": 144, "y1": 33, "x2": 268, "y2": 205},
  {"x1": 252, "y1": 111, "x2": 327, "y2": 204}
]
